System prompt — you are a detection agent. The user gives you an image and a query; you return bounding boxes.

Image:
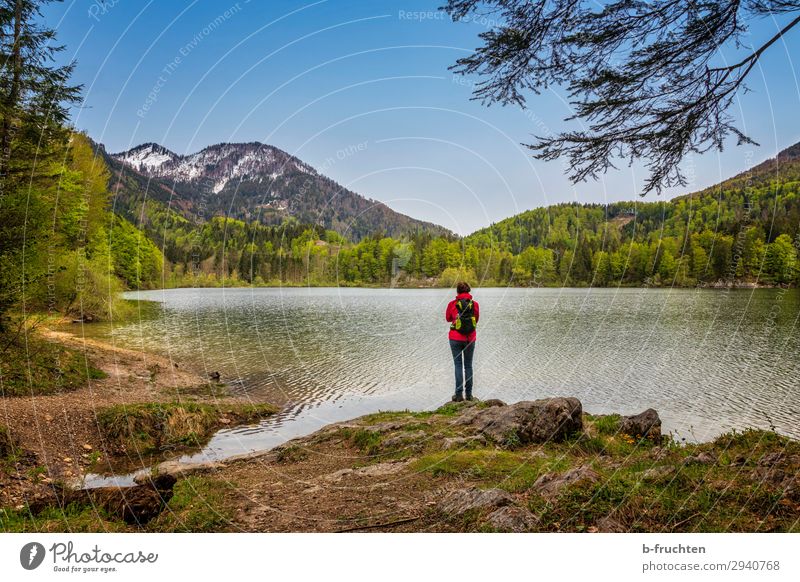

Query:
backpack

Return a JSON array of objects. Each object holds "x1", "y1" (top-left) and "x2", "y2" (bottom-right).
[{"x1": 451, "y1": 298, "x2": 476, "y2": 335}]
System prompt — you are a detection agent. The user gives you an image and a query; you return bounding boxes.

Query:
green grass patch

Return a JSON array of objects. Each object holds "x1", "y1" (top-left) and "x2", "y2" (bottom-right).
[
  {"x1": 348, "y1": 428, "x2": 383, "y2": 457},
  {"x1": 412, "y1": 449, "x2": 555, "y2": 487},
  {"x1": 0, "y1": 476, "x2": 238, "y2": 533},
  {"x1": 148, "y1": 476, "x2": 236, "y2": 532},
  {"x1": 0, "y1": 333, "x2": 106, "y2": 396},
  {"x1": 0, "y1": 503, "x2": 129, "y2": 533},
  {"x1": 590, "y1": 414, "x2": 622, "y2": 436}
]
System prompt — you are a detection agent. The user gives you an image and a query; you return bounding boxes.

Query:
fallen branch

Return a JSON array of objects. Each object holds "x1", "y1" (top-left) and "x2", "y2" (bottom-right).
[
  {"x1": 670, "y1": 513, "x2": 702, "y2": 531},
  {"x1": 335, "y1": 515, "x2": 420, "y2": 533}
]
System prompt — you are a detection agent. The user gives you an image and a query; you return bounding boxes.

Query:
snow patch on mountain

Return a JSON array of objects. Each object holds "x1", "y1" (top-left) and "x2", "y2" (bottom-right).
[
  {"x1": 110, "y1": 142, "x2": 316, "y2": 193},
  {"x1": 114, "y1": 143, "x2": 179, "y2": 172}
]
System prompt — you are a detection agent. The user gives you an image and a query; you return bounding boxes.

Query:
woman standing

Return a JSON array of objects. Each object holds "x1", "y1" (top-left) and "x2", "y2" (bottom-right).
[{"x1": 445, "y1": 282, "x2": 479, "y2": 401}]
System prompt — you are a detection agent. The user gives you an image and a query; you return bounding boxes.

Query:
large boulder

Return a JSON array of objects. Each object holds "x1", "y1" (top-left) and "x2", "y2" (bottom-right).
[
  {"x1": 456, "y1": 397, "x2": 583, "y2": 446},
  {"x1": 485, "y1": 505, "x2": 538, "y2": 532},
  {"x1": 620, "y1": 408, "x2": 661, "y2": 441},
  {"x1": 437, "y1": 487, "x2": 513, "y2": 515},
  {"x1": 596, "y1": 515, "x2": 627, "y2": 533},
  {"x1": 533, "y1": 465, "x2": 600, "y2": 498}
]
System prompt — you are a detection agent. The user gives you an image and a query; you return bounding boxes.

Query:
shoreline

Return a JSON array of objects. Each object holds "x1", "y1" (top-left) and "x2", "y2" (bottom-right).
[
  {"x1": 125, "y1": 281, "x2": 791, "y2": 292},
  {"x1": 0, "y1": 327, "x2": 278, "y2": 509}
]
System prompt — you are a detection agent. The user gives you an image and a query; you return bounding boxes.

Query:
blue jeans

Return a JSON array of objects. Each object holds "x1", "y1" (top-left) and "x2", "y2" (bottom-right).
[{"x1": 449, "y1": 339, "x2": 475, "y2": 397}]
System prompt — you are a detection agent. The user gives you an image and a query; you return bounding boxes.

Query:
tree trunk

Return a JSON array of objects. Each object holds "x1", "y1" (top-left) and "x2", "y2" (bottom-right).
[{"x1": 0, "y1": 0, "x2": 23, "y2": 182}]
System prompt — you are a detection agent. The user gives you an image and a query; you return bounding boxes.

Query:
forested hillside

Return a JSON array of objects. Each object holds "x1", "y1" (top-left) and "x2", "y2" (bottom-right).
[{"x1": 466, "y1": 143, "x2": 800, "y2": 287}]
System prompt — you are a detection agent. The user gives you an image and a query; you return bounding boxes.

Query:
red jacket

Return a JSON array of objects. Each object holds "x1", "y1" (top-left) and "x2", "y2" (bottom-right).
[{"x1": 446, "y1": 292, "x2": 479, "y2": 342}]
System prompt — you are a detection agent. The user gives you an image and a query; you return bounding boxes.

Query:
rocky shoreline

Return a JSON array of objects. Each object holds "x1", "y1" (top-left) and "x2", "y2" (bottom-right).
[{"x1": 1, "y1": 329, "x2": 799, "y2": 533}]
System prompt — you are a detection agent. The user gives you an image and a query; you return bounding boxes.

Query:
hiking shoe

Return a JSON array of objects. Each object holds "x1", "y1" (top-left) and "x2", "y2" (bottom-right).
[{"x1": 452, "y1": 393, "x2": 464, "y2": 402}]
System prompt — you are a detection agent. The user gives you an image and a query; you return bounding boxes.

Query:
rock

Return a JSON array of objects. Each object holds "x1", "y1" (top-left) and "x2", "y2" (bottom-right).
[
  {"x1": 683, "y1": 451, "x2": 716, "y2": 465},
  {"x1": 648, "y1": 447, "x2": 669, "y2": 461},
  {"x1": 135, "y1": 459, "x2": 224, "y2": 482},
  {"x1": 534, "y1": 465, "x2": 600, "y2": 498},
  {"x1": 442, "y1": 435, "x2": 487, "y2": 450},
  {"x1": 62, "y1": 457, "x2": 72, "y2": 463},
  {"x1": 323, "y1": 460, "x2": 411, "y2": 482},
  {"x1": 485, "y1": 506, "x2": 537, "y2": 532},
  {"x1": 382, "y1": 431, "x2": 428, "y2": 449},
  {"x1": 456, "y1": 397, "x2": 583, "y2": 447},
  {"x1": 597, "y1": 516, "x2": 627, "y2": 533},
  {"x1": 44, "y1": 414, "x2": 54, "y2": 422},
  {"x1": 483, "y1": 399, "x2": 507, "y2": 408},
  {"x1": 640, "y1": 465, "x2": 676, "y2": 482},
  {"x1": 82, "y1": 444, "x2": 93, "y2": 451},
  {"x1": 209, "y1": 371, "x2": 221, "y2": 381},
  {"x1": 354, "y1": 460, "x2": 411, "y2": 478},
  {"x1": 323, "y1": 468, "x2": 354, "y2": 482},
  {"x1": 620, "y1": 409, "x2": 661, "y2": 441},
  {"x1": 438, "y1": 487, "x2": 514, "y2": 515}
]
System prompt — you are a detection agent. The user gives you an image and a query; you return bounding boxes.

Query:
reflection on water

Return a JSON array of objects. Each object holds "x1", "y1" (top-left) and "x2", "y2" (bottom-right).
[{"x1": 79, "y1": 286, "x2": 799, "y2": 483}]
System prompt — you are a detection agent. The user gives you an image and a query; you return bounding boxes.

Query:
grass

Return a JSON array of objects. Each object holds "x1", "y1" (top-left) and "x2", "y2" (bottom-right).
[
  {"x1": 590, "y1": 413, "x2": 622, "y2": 436},
  {"x1": 148, "y1": 476, "x2": 237, "y2": 532},
  {"x1": 0, "y1": 503, "x2": 130, "y2": 533},
  {"x1": 346, "y1": 428, "x2": 383, "y2": 457},
  {"x1": 0, "y1": 333, "x2": 106, "y2": 396},
  {"x1": 96, "y1": 401, "x2": 278, "y2": 455},
  {"x1": 0, "y1": 476, "x2": 237, "y2": 533}
]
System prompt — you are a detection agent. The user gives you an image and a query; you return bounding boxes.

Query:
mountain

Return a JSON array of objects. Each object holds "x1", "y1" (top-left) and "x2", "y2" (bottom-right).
[{"x1": 105, "y1": 141, "x2": 451, "y2": 241}]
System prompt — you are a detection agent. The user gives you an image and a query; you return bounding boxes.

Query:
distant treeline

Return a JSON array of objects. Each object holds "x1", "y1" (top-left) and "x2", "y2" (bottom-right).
[{"x1": 133, "y1": 171, "x2": 800, "y2": 289}]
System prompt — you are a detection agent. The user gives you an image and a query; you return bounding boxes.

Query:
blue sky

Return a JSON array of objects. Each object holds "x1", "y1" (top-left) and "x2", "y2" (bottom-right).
[{"x1": 44, "y1": 0, "x2": 800, "y2": 234}]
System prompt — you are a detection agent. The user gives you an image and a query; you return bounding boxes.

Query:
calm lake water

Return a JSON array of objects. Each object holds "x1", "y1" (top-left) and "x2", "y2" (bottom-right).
[{"x1": 79, "y1": 287, "x2": 800, "y2": 476}]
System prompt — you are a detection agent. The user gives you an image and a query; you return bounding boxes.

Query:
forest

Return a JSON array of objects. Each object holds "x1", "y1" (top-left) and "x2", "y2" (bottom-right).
[{"x1": 137, "y1": 172, "x2": 800, "y2": 292}]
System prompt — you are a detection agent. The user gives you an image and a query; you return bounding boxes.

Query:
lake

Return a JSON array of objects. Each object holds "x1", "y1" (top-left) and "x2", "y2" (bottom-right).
[{"x1": 80, "y1": 286, "x2": 800, "y2": 472}]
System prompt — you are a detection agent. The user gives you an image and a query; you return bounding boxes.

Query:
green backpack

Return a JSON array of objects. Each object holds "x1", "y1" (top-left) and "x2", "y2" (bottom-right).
[{"x1": 451, "y1": 298, "x2": 476, "y2": 335}]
